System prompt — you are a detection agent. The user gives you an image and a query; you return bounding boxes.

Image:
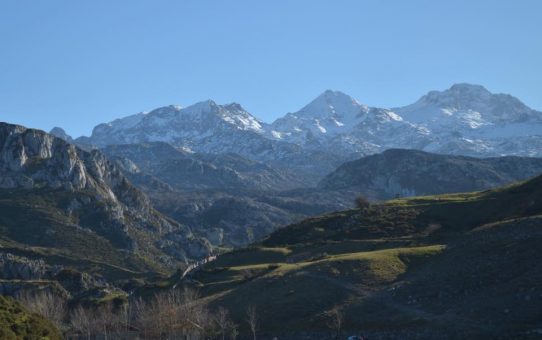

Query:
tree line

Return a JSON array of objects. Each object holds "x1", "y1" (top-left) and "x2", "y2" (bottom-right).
[{"x1": 17, "y1": 288, "x2": 258, "y2": 340}]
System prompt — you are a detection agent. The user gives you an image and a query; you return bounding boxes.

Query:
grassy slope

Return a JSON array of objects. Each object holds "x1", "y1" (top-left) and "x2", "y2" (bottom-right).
[
  {"x1": 0, "y1": 295, "x2": 61, "y2": 340},
  {"x1": 189, "y1": 175, "x2": 542, "y2": 338},
  {"x1": 0, "y1": 189, "x2": 167, "y2": 282}
]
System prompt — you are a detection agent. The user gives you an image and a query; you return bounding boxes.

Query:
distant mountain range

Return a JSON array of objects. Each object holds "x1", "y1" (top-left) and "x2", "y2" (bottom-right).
[
  {"x1": 270, "y1": 83, "x2": 542, "y2": 158},
  {"x1": 1, "y1": 83, "x2": 542, "y2": 323},
  {"x1": 101, "y1": 142, "x2": 304, "y2": 192},
  {"x1": 82, "y1": 144, "x2": 542, "y2": 248},
  {"x1": 100, "y1": 142, "x2": 358, "y2": 247},
  {"x1": 43, "y1": 83, "x2": 542, "y2": 247},
  {"x1": 61, "y1": 83, "x2": 542, "y2": 183},
  {"x1": 2, "y1": 84, "x2": 541, "y2": 337}
]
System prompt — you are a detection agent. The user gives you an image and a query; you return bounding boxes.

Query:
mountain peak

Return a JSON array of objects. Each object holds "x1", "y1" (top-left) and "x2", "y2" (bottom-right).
[
  {"x1": 296, "y1": 90, "x2": 366, "y2": 119},
  {"x1": 223, "y1": 102, "x2": 245, "y2": 112},
  {"x1": 449, "y1": 83, "x2": 490, "y2": 93},
  {"x1": 395, "y1": 83, "x2": 538, "y2": 127},
  {"x1": 422, "y1": 83, "x2": 492, "y2": 106},
  {"x1": 49, "y1": 126, "x2": 73, "y2": 142},
  {"x1": 317, "y1": 89, "x2": 360, "y2": 103},
  {"x1": 181, "y1": 99, "x2": 218, "y2": 115}
]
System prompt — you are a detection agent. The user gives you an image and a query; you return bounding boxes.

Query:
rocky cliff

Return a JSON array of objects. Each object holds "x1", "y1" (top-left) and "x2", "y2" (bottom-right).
[{"x1": 0, "y1": 122, "x2": 211, "y2": 269}]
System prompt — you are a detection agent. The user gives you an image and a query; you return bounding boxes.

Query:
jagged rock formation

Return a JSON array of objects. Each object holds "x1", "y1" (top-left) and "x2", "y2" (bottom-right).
[
  {"x1": 0, "y1": 254, "x2": 49, "y2": 281},
  {"x1": 0, "y1": 122, "x2": 211, "y2": 269}
]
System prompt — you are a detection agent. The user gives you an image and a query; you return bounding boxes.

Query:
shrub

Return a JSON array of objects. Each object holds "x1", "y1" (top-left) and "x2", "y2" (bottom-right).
[
  {"x1": 0, "y1": 295, "x2": 61, "y2": 340},
  {"x1": 355, "y1": 196, "x2": 371, "y2": 211},
  {"x1": 267, "y1": 264, "x2": 279, "y2": 270}
]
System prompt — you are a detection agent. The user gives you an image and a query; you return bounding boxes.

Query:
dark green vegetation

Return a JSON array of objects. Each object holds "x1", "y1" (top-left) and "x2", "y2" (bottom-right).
[
  {"x1": 188, "y1": 174, "x2": 542, "y2": 338},
  {"x1": 0, "y1": 296, "x2": 60, "y2": 340}
]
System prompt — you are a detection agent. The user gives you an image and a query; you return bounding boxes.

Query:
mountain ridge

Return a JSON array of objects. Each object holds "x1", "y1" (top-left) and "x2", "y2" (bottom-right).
[
  {"x1": 318, "y1": 148, "x2": 542, "y2": 200},
  {"x1": 72, "y1": 83, "x2": 542, "y2": 183}
]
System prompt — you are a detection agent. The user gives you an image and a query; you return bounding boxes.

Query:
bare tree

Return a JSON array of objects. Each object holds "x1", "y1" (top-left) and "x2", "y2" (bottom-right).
[
  {"x1": 246, "y1": 305, "x2": 258, "y2": 340},
  {"x1": 70, "y1": 305, "x2": 94, "y2": 340},
  {"x1": 214, "y1": 306, "x2": 232, "y2": 340},
  {"x1": 94, "y1": 303, "x2": 117, "y2": 340},
  {"x1": 115, "y1": 300, "x2": 132, "y2": 337},
  {"x1": 131, "y1": 287, "x2": 212, "y2": 339},
  {"x1": 133, "y1": 297, "x2": 154, "y2": 339},
  {"x1": 229, "y1": 324, "x2": 239, "y2": 340},
  {"x1": 327, "y1": 306, "x2": 343, "y2": 340},
  {"x1": 18, "y1": 291, "x2": 67, "y2": 330}
]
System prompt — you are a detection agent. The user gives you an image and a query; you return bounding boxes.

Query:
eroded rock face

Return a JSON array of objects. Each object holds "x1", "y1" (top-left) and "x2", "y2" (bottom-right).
[
  {"x1": 0, "y1": 254, "x2": 49, "y2": 280},
  {"x1": 0, "y1": 252, "x2": 110, "y2": 298},
  {"x1": 0, "y1": 123, "x2": 211, "y2": 264},
  {"x1": 1, "y1": 124, "x2": 101, "y2": 193}
]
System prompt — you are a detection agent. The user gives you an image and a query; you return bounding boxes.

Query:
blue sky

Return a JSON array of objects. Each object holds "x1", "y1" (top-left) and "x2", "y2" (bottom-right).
[{"x1": 1, "y1": 0, "x2": 541, "y2": 137}]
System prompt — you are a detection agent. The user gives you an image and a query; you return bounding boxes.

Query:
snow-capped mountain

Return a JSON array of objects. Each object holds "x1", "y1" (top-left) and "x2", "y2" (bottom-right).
[
  {"x1": 267, "y1": 90, "x2": 430, "y2": 154},
  {"x1": 78, "y1": 83, "x2": 542, "y2": 182},
  {"x1": 393, "y1": 83, "x2": 542, "y2": 156},
  {"x1": 395, "y1": 83, "x2": 539, "y2": 125},
  {"x1": 268, "y1": 90, "x2": 369, "y2": 143},
  {"x1": 83, "y1": 101, "x2": 265, "y2": 148},
  {"x1": 77, "y1": 101, "x2": 346, "y2": 184},
  {"x1": 267, "y1": 83, "x2": 542, "y2": 158}
]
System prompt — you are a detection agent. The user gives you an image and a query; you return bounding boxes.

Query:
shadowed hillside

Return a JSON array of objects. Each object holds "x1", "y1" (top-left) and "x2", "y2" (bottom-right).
[
  {"x1": 319, "y1": 148, "x2": 542, "y2": 200},
  {"x1": 186, "y1": 174, "x2": 542, "y2": 339}
]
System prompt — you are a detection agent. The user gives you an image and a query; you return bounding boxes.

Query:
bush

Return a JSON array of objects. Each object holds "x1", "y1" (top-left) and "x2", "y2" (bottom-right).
[
  {"x1": 240, "y1": 269, "x2": 258, "y2": 281},
  {"x1": 267, "y1": 264, "x2": 280, "y2": 270},
  {"x1": 355, "y1": 196, "x2": 371, "y2": 211},
  {"x1": 0, "y1": 296, "x2": 61, "y2": 340}
]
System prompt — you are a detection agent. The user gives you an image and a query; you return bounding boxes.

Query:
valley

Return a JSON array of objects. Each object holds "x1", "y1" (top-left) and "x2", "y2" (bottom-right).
[{"x1": 0, "y1": 83, "x2": 541, "y2": 339}]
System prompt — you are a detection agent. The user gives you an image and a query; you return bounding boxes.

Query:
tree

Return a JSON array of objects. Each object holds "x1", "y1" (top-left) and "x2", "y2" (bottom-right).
[
  {"x1": 214, "y1": 306, "x2": 233, "y2": 340},
  {"x1": 355, "y1": 196, "x2": 371, "y2": 211},
  {"x1": 131, "y1": 287, "x2": 212, "y2": 339},
  {"x1": 18, "y1": 291, "x2": 67, "y2": 331},
  {"x1": 133, "y1": 297, "x2": 154, "y2": 339},
  {"x1": 327, "y1": 306, "x2": 343, "y2": 339},
  {"x1": 94, "y1": 303, "x2": 117, "y2": 340},
  {"x1": 69, "y1": 306, "x2": 94, "y2": 340},
  {"x1": 229, "y1": 325, "x2": 239, "y2": 340},
  {"x1": 246, "y1": 305, "x2": 258, "y2": 340}
]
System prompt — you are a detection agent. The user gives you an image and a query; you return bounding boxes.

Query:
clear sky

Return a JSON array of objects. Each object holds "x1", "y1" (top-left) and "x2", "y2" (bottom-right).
[{"x1": 1, "y1": 0, "x2": 541, "y2": 137}]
